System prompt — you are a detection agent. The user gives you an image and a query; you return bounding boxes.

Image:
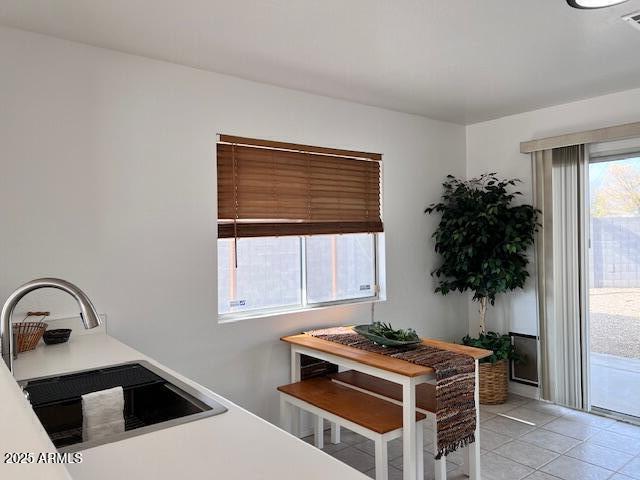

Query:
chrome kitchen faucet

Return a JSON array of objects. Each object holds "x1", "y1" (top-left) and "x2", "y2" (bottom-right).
[{"x1": 0, "y1": 278, "x2": 102, "y2": 372}]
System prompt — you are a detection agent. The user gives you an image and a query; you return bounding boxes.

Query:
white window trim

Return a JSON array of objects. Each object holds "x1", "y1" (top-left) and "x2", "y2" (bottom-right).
[{"x1": 217, "y1": 233, "x2": 387, "y2": 324}]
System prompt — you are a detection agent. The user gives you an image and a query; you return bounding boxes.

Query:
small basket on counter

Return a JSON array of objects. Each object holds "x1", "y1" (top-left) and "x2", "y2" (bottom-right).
[
  {"x1": 12, "y1": 322, "x2": 48, "y2": 353},
  {"x1": 43, "y1": 329, "x2": 72, "y2": 345}
]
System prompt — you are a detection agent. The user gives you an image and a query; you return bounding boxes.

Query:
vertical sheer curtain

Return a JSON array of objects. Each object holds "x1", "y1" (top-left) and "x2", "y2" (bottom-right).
[{"x1": 533, "y1": 145, "x2": 589, "y2": 409}]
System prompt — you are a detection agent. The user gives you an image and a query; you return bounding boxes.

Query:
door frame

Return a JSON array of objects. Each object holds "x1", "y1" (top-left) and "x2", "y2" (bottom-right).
[{"x1": 584, "y1": 140, "x2": 640, "y2": 421}]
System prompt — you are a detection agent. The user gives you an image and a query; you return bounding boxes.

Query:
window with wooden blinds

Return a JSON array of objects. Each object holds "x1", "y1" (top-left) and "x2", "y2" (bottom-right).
[{"x1": 217, "y1": 135, "x2": 383, "y2": 238}]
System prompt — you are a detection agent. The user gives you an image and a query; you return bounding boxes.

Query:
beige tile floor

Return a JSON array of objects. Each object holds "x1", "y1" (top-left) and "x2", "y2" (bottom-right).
[{"x1": 302, "y1": 394, "x2": 640, "y2": 480}]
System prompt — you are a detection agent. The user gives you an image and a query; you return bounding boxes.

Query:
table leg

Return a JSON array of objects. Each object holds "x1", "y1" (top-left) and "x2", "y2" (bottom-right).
[
  {"x1": 290, "y1": 348, "x2": 302, "y2": 437},
  {"x1": 434, "y1": 426, "x2": 446, "y2": 480},
  {"x1": 462, "y1": 445, "x2": 470, "y2": 476},
  {"x1": 402, "y1": 379, "x2": 417, "y2": 480},
  {"x1": 464, "y1": 359, "x2": 481, "y2": 479},
  {"x1": 416, "y1": 421, "x2": 424, "y2": 480}
]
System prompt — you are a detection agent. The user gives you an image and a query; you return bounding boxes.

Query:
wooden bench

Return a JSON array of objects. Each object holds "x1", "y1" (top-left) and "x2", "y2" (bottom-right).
[
  {"x1": 331, "y1": 370, "x2": 450, "y2": 479},
  {"x1": 278, "y1": 377, "x2": 426, "y2": 480},
  {"x1": 331, "y1": 370, "x2": 438, "y2": 412}
]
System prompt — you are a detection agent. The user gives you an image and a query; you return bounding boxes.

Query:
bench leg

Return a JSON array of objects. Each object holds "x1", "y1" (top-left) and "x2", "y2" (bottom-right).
[
  {"x1": 330, "y1": 422, "x2": 341, "y2": 444},
  {"x1": 374, "y1": 437, "x2": 388, "y2": 480},
  {"x1": 416, "y1": 423, "x2": 424, "y2": 480},
  {"x1": 433, "y1": 426, "x2": 446, "y2": 480},
  {"x1": 462, "y1": 445, "x2": 469, "y2": 476},
  {"x1": 462, "y1": 442, "x2": 480, "y2": 477},
  {"x1": 279, "y1": 395, "x2": 292, "y2": 433},
  {"x1": 314, "y1": 415, "x2": 324, "y2": 449}
]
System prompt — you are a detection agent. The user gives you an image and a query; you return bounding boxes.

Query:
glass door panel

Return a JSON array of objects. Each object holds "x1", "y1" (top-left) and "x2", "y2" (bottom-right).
[{"x1": 589, "y1": 153, "x2": 640, "y2": 418}]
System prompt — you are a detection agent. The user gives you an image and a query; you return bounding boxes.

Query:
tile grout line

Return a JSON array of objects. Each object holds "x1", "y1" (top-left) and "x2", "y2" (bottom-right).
[
  {"x1": 314, "y1": 396, "x2": 640, "y2": 480},
  {"x1": 615, "y1": 453, "x2": 640, "y2": 477},
  {"x1": 482, "y1": 401, "x2": 640, "y2": 478}
]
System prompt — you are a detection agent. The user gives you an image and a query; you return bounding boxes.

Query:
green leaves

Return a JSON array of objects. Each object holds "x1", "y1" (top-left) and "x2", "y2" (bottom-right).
[
  {"x1": 368, "y1": 322, "x2": 419, "y2": 342},
  {"x1": 462, "y1": 332, "x2": 523, "y2": 364},
  {"x1": 425, "y1": 173, "x2": 540, "y2": 304}
]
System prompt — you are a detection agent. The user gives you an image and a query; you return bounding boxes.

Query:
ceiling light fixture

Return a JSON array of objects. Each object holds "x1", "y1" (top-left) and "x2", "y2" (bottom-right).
[{"x1": 567, "y1": 0, "x2": 631, "y2": 9}]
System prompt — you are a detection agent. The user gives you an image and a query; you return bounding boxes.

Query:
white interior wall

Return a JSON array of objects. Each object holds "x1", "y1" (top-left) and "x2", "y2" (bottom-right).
[
  {"x1": 0, "y1": 26, "x2": 468, "y2": 422},
  {"x1": 466, "y1": 87, "x2": 640, "y2": 338}
]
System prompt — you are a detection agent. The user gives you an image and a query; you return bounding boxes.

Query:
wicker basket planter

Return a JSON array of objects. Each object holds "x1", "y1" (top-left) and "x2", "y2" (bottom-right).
[
  {"x1": 12, "y1": 322, "x2": 48, "y2": 353},
  {"x1": 479, "y1": 359, "x2": 509, "y2": 405}
]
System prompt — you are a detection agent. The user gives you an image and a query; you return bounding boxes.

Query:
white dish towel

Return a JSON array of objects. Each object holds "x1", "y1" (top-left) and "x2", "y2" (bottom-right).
[{"x1": 81, "y1": 386, "x2": 125, "y2": 442}]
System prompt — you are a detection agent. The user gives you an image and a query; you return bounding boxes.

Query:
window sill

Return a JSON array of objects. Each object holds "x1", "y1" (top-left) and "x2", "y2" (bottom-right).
[{"x1": 218, "y1": 296, "x2": 386, "y2": 324}]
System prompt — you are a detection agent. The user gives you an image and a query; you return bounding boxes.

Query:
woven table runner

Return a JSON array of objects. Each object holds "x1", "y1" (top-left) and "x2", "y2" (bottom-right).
[{"x1": 306, "y1": 326, "x2": 476, "y2": 459}]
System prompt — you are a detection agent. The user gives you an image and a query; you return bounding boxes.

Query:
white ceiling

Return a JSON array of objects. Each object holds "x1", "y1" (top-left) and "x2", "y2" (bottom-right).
[{"x1": 1, "y1": 0, "x2": 640, "y2": 124}]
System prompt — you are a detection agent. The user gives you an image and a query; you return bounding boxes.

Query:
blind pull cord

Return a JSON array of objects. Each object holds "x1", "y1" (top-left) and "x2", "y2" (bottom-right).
[
  {"x1": 366, "y1": 159, "x2": 371, "y2": 234},
  {"x1": 232, "y1": 143, "x2": 239, "y2": 269},
  {"x1": 271, "y1": 150, "x2": 277, "y2": 219},
  {"x1": 306, "y1": 152, "x2": 312, "y2": 224}
]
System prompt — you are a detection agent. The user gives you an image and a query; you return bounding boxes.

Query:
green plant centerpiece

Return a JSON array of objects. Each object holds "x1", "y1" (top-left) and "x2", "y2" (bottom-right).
[
  {"x1": 425, "y1": 173, "x2": 538, "y2": 403},
  {"x1": 354, "y1": 322, "x2": 421, "y2": 347},
  {"x1": 368, "y1": 322, "x2": 419, "y2": 342}
]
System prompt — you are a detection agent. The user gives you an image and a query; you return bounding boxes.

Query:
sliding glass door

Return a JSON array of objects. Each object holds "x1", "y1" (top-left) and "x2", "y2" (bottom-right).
[{"x1": 588, "y1": 150, "x2": 640, "y2": 419}]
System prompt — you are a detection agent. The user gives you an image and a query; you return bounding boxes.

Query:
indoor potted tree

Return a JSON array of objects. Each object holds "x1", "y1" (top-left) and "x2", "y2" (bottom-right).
[{"x1": 425, "y1": 173, "x2": 538, "y2": 404}]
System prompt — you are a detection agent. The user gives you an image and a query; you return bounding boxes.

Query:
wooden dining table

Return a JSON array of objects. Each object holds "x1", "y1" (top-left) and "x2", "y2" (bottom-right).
[{"x1": 281, "y1": 332, "x2": 492, "y2": 480}]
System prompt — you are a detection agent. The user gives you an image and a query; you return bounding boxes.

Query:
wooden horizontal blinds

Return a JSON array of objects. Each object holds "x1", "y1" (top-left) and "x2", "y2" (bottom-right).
[{"x1": 217, "y1": 137, "x2": 383, "y2": 238}]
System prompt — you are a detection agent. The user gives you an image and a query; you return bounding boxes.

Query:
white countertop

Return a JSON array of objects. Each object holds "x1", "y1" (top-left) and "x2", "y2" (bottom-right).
[{"x1": 2, "y1": 333, "x2": 368, "y2": 479}]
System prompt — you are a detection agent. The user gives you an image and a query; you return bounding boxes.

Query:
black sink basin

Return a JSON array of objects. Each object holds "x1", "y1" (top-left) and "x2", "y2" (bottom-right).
[{"x1": 20, "y1": 361, "x2": 227, "y2": 451}]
